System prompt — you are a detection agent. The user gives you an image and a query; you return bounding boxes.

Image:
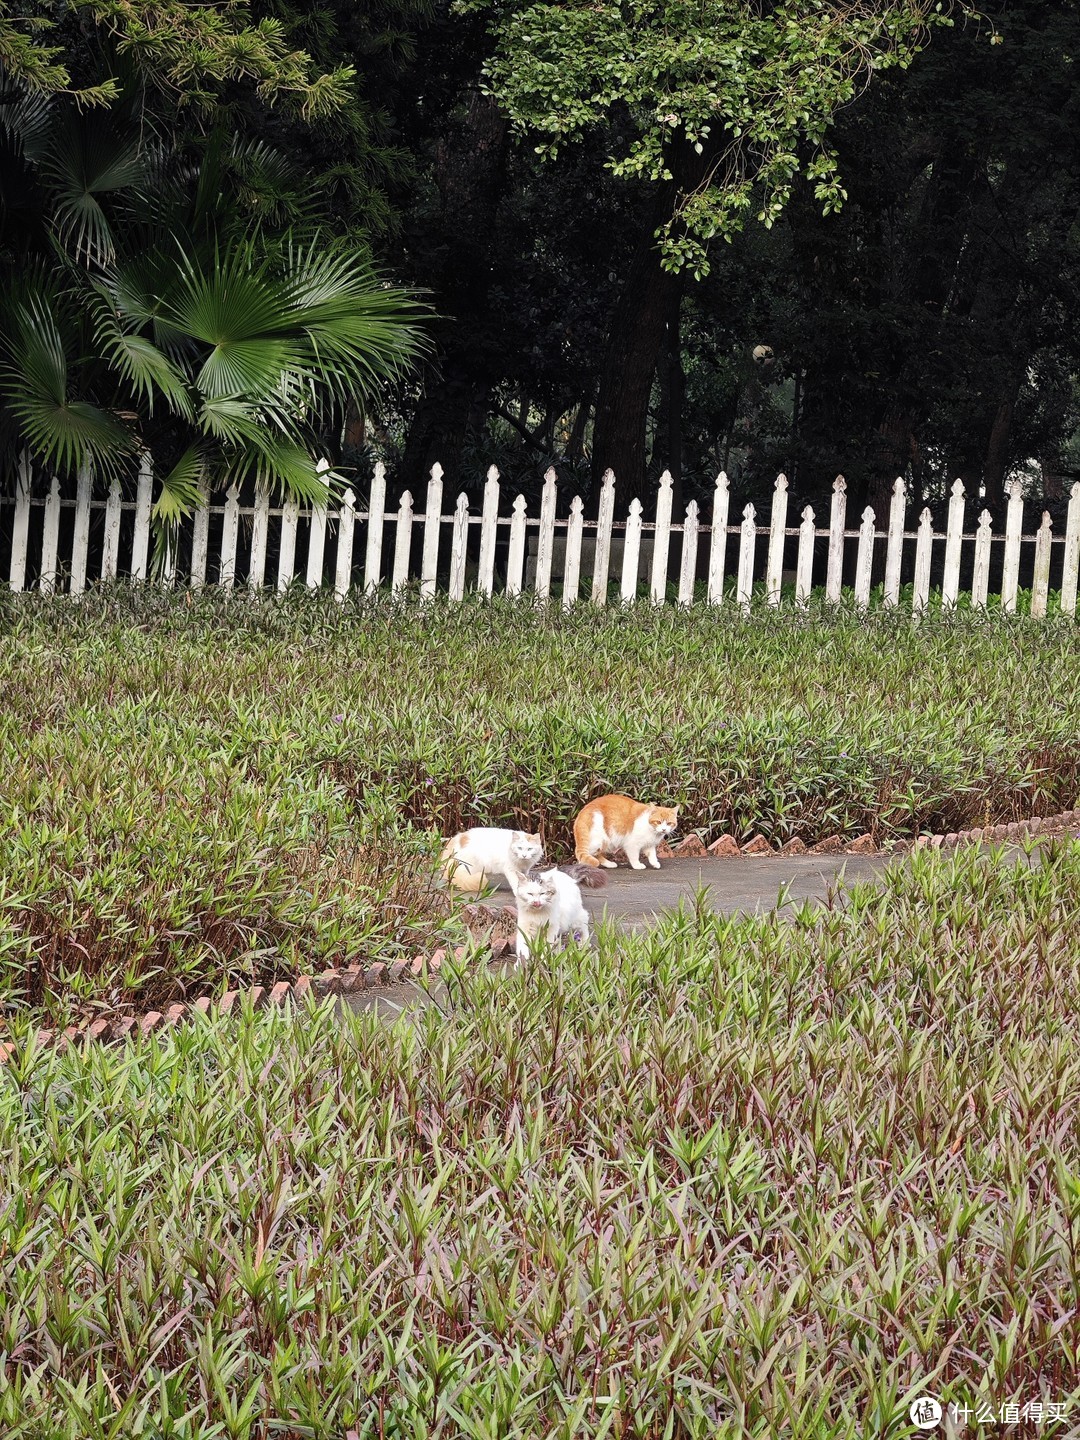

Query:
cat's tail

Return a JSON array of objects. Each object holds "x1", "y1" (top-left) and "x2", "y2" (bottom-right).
[{"x1": 561, "y1": 862, "x2": 607, "y2": 890}]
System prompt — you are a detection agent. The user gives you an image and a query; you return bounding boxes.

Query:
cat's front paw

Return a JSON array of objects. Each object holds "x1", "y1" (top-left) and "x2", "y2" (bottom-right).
[
  {"x1": 647, "y1": 856, "x2": 661, "y2": 869},
  {"x1": 600, "y1": 859, "x2": 618, "y2": 869},
  {"x1": 629, "y1": 860, "x2": 646, "y2": 870}
]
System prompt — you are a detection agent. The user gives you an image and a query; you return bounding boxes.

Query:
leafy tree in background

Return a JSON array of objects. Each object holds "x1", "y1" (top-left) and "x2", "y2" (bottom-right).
[{"x1": 465, "y1": 0, "x2": 967, "y2": 501}]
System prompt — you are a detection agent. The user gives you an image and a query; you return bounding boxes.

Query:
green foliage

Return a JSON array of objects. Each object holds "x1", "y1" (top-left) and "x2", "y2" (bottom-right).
[
  {"x1": 2, "y1": 838, "x2": 1080, "y2": 1433},
  {"x1": 4, "y1": 591, "x2": 1080, "y2": 1016},
  {"x1": 467, "y1": 0, "x2": 969, "y2": 275}
]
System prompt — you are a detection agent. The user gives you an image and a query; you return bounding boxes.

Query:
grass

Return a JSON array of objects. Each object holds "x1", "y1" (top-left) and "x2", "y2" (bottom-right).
[
  {"x1": 2, "y1": 586, "x2": 1080, "y2": 1018},
  {"x1": 1, "y1": 840, "x2": 1079, "y2": 1437}
]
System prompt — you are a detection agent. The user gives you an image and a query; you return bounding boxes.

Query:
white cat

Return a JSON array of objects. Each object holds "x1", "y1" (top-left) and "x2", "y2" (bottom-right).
[
  {"x1": 514, "y1": 864, "x2": 603, "y2": 961},
  {"x1": 440, "y1": 827, "x2": 544, "y2": 895}
]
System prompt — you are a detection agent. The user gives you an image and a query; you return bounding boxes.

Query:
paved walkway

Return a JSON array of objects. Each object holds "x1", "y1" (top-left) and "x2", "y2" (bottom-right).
[{"x1": 342, "y1": 851, "x2": 892, "y2": 1020}]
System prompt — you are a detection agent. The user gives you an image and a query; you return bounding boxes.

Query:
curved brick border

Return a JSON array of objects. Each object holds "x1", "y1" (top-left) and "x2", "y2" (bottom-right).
[
  {"x1": 5, "y1": 808, "x2": 1079, "y2": 1064},
  {"x1": 0, "y1": 938, "x2": 516, "y2": 1065}
]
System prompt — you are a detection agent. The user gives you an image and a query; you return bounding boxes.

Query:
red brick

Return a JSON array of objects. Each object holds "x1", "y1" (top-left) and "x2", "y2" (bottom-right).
[
  {"x1": 364, "y1": 963, "x2": 387, "y2": 988},
  {"x1": 846, "y1": 834, "x2": 876, "y2": 854},
  {"x1": 810, "y1": 835, "x2": 844, "y2": 854},
  {"x1": 192, "y1": 996, "x2": 212, "y2": 1017},
  {"x1": 269, "y1": 982, "x2": 292, "y2": 1008},
  {"x1": 138, "y1": 1011, "x2": 163, "y2": 1035},
  {"x1": 673, "y1": 834, "x2": 707, "y2": 857},
  {"x1": 741, "y1": 835, "x2": 772, "y2": 855},
  {"x1": 655, "y1": 841, "x2": 675, "y2": 859},
  {"x1": 388, "y1": 960, "x2": 408, "y2": 984},
  {"x1": 218, "y1": 991, "x2": 239, "y2": 1016},
  {"x1": 410, "y1": 954, "x2": 427, "y2": 976},
  {"x1": 164, "y1": 1003, "x2": 188, "y2": 1026},
  {"x1": 63, "y1": 1025, "x2": 83, "y2": 1045},
  {"x1": 111, "y1": 1018, "x2": 137, "y2": 1040},
  {"x1": 428, "y1": 948, "x2": 447, "y2": 971},
  {"x1": 707, "y1": 834, "x2": 740, "y2": 857},
  {"x1": 292, "y1": 976, "x2": 314, "y2": 1001},
  {"x1": 779, "y1": 837, "x2": 808, "y2": 855},
  {"x1": 0, "y1": 1041, "x2": 16, "y2": 1064},
  {"x1": 87, "y1": 1018, "x2": 112, "y2": 1043}
]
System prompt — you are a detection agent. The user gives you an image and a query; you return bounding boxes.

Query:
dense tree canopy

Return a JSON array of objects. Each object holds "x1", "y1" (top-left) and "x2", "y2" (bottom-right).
[{"x1": 2, "y1": 0, "x2": 1078, "y2": 533}]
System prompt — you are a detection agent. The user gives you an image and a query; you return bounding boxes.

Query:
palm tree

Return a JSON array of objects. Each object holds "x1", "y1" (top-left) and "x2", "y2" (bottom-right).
[{"x1": 0, "y1": 76, "x2": 428, "y2": 569}]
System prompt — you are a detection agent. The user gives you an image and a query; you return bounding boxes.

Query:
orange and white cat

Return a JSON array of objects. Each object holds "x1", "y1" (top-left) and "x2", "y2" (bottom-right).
[
  {"x1": 573, "y1": 794, "x2": 678, "y2": 870},
  {"x1": 440, "y1": 827, "x2": 543, "y2": 895}
]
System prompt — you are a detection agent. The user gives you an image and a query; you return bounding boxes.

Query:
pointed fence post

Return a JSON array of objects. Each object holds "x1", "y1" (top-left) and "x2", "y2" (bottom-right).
[
  {"x1": 277, "y1": 498, "x2": 298, "y2": 591},
  {"x1": 796, "y1": 505, "x2": 815, "y2": 608},
  {"x1": 563, "y1": 495, "x2": 585, "y2": 608},
  {"x1": 677, "y1": 500, "x2": 699, "y2": 605},
  {"x1": 650, "y1": 470, "x2": 674, "y2": 604},
  {"x1": 941, "y1": 478, "x2": 966, "y2": 609},
  {"x1": 506, "y1": 494, "x2": 527, "y2": 596},
  {"x1": 971, "y1": 510, "x2": 992, "y2": 610},
  {"x1": 1031, "y1": 512, "x2": 1052, "y2": 618},
  {"x1": 334, "y1": 487, "x2": 357, "y2": 601},
  {"x1": 765, "y1": 473, "x2": 788, "y2": 605},
  {"x1": 248, "y1": 481, "x2": 270, "y2": 592},
  {"x1": 190, "y1": 485, "x2": 211, "y2": 587},
  {"x1": 1061, "y1": 482, "x2": 1080, "y2": 618},
  {"x1": 131, "y1": 456, "x2": 153, "y2": 581},
  {"x1": 825, "y1": 476, "x2": 847, "y2": 604},
  {"x1": 40, "y1": 475, "x2": 61, "y2": 594},
  {"x1": 883, "y1": 478, "x2": 906, "y2": 608},
  {"x1": 101, "y1": 475, "x2": 123, "y2": 583},
  {"x1": 707, "y1": 471, "x2": 730, "y2": 604},
  {"x1": 364, "y1": 462, "x2": 387, "y2": 593},
  {"x1": 477, "y1": 466, "x2": 500, "y2": 596},
  {"x1": 621, "y1": 497, "x2": 643, "y2": 602},
  {"x1": 535, "y1": 466, "x2": 558, "y2": 598},
  {"x1": 420, "y1": 462, "x2": 444, "y2": 599},
  {"x1": 736, "y1": 503, "x2": 756, "y2": 612},
  {"x1": 9, "y1": 455, "x2": 32, "y2": 592},
  {"x1": 391, "y1": 490, "x2": 414, "y2": 594},
  {"x1": 854, "y1": 506, "x2": 875, "y2": 610},
  {"x1": 590, "y1": 469, "x2": 616, "y2": 605},
  {"x1": 912, "y1": 507, "x2": 933, "y2": 615},
  {"x1": 448, "y1": 493, "x2": 470, "y2": 601},
  {"x1": 70, "y1": 463, "x2": 92, "y2": 596},
  {"x1": 219, "y1": 483, "x2": 240, "y2": 589},
  {"x1": 305, "y1": 495, "x2": 328, "y2": 591},
  {"x1": 1002, "y1": 477, "x2": 1024, "y2": 615}
]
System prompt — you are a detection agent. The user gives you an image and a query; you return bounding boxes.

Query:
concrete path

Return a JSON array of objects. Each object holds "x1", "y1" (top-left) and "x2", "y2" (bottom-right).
[{"x1": 342, "y1": 851, "x2": 893, "y2": 1020}]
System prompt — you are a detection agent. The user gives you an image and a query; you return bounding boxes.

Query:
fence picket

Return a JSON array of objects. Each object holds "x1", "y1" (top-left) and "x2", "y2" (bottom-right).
[
  {"x1": 219, "y1": 484, "x2": 240, "y2": 589},
  {"x1": 913, "y1": 507, "x2": 933, "y2": 614},
  {"x1": 506, "y1": 494, "x2": 527, "y2": 596},
  {"x1": 70, "y1": 463, "x2": 92, "y2": 595},
  {"x1": 448, "y1": 493, "x2": 469, "y2": 601},
  {"x1": 765, "y1": 473, "x2": 788, "y2": 605},
  {"x1": 478, "y1": 466, "x2": 500, "y2": 596},
  {"x1": 678, "y1": 500, "x2": 699, "y2": 605},
  {"x1": 883, "y1": 478, "x2": 906, "y2": 608},
  {"x1": 535, "y1": 467, "x2": 558, "y2": 598},
  {"x1": 190, "y1": 486, "x2": 210, "y2": 588},
  {"x1": 420, "y1": 463, "x2": 444, "y2": 599},
  {"x1": 1002, "y1": 478, "x2": 1024, "y2": 615},
  {"x1": 391, "y1": 490, "x2": 414, "y2": 593},
  {"x1": 277, "y1": 499, "x2": 298, "y2": 591},
  {"x1": 736, "y1": 504, "x2": 756, "y2": 611},
  {"x1": 1031, "y1": 511, "x2": 1052, "y2": 618},
  {"x1": 40, "y1": 476, "x2": 61, "y2": 593},
  {"x1": 796, "y1": 506, "x2": 815, "y2": 608},
  {"x1": 971, "y1": 509, "x2": 992, "y2": 610},
  {"x1": 621, "y1": 498, "x2": 643, "y2": 602},
  {"x1": 131, "y1": 457, "x2": 153, "y2": 581},
  {"x1": 563, "y1": 495, "x2": 584, "y2": 608},
  {"x1": 248, "y1": 482, "x2": 269, "y2": 592},
  {"x1": 364, "y1": 462, "x2": 386, "y2": 592},
  {"x1": 707, "y1": 471, "x2": 730, "y2": 604},
  {"x1": 650, "y1": 470, "x2": 674, "y2": 604},
  {"x1": 825, "y1": 477, "x2": 847, "y2": 603},
  {"x1": 8, "y1": 458, "x2": 31, "y2": 591},
  {"x1": 854, "y1": 506, "x2": 875, "y2": 610},
  {"x1": 102, "y1": 475, "x2": 123, "y2": 582},
  {"x1": 591, "y1": 469, "x2": 616, "y2": 605},
  {"x1": 334, "y1": 487, "x2": 357, "y2": 601},
  {"x1": 305, "y1": 498, "x2": 328, "y2": 590},
  {"x1": 1061, "y1": 482, "x2": 1080, "y2": 617},
  {"x1": 942, "y1": 478, "x2": 966, "y2": 609}
]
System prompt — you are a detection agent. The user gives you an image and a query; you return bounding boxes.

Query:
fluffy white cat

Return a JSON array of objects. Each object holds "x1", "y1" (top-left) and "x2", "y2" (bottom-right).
[
  {"x1": 514, "y1": 864, "x2": 603, "y2": 960},
  {"x1": 440, "y1": 827, "x2": 543, "y2": 895}
]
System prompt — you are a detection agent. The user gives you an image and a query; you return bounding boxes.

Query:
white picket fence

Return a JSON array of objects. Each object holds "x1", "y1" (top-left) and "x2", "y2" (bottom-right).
[{"x1": 3, "y1": 456, "x2": 1080, "y2": 614}]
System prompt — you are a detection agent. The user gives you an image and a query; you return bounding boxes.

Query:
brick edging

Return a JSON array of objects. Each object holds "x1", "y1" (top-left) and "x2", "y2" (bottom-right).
[{"x1": 0, "y1": 939, "x2": 516, "y2": 1065}]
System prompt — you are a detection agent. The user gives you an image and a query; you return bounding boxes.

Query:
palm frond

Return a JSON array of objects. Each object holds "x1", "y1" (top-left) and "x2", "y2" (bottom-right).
[{"x1": 39, "y1": 113, "x2": 145, "y2": 265}]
